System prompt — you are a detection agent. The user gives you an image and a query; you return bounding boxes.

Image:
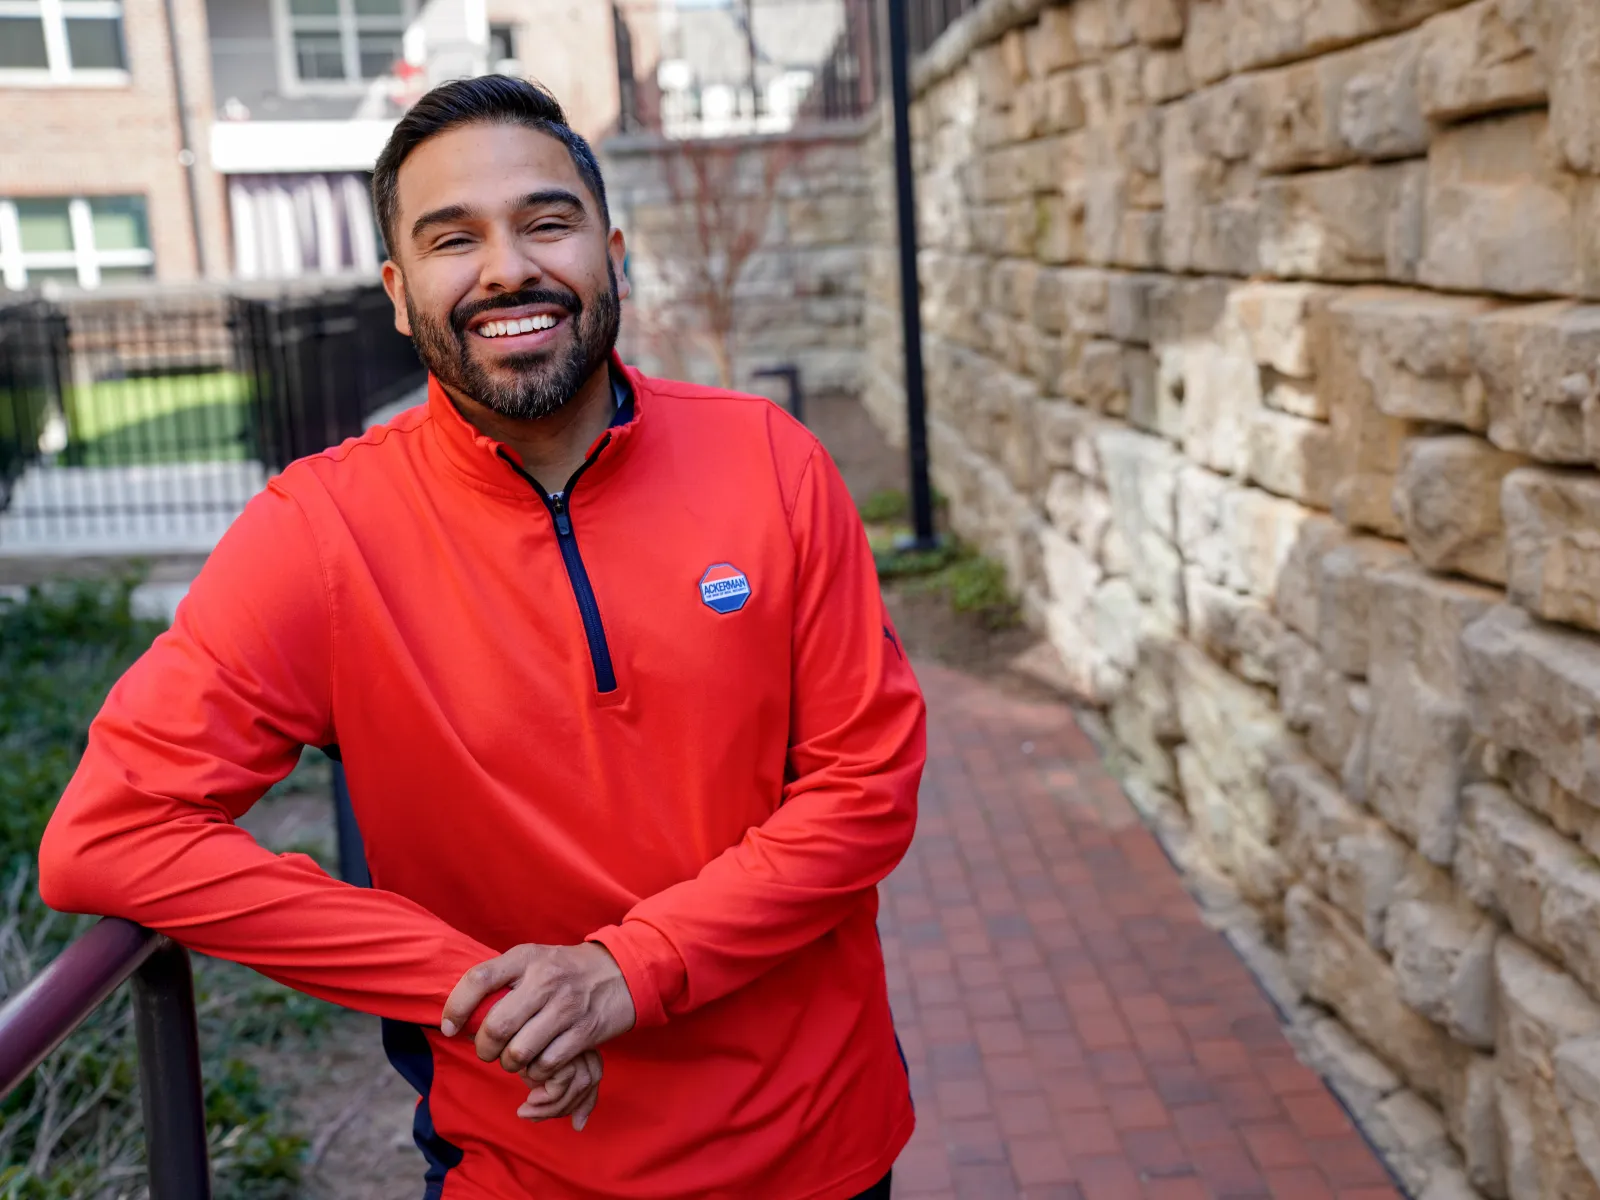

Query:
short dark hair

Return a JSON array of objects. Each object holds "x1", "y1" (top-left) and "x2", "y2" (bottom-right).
[{"x1": 371, "y1": 75, "x2": 610, "y2": 258}]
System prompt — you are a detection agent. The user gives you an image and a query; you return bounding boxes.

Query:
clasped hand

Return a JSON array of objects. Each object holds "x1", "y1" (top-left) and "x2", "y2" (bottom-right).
[{"x1": 441, "y1": 942, "x2": 636, "y2": 1132}]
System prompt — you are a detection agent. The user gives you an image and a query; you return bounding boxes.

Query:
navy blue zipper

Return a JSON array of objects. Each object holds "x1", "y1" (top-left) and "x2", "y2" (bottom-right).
[{"x1": 498, "y1": 443, "x2": 618, "y2": 694}]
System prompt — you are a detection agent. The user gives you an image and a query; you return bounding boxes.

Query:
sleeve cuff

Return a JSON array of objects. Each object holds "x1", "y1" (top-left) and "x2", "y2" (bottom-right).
[{"x1": 587, "y1": 921, "x2": 686, "y2": 1030}]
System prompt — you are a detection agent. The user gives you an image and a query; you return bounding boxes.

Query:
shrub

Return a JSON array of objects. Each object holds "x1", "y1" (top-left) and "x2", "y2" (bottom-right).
[{"x1": 0, "y1": 581, "x2": 325, "y2": 1199}]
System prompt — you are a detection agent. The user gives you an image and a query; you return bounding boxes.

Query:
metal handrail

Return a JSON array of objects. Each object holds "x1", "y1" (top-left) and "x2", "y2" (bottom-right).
[{"x1": 0, "y1": 918, "x2": 212, "y2": 1198}]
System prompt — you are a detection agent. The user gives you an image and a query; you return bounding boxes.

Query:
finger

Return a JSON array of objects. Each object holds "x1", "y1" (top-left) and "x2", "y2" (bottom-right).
[
  {"x1": 500, "y1": 1001, "x2": 577, "y2": 1079},
  {"x1": 526, "y1": 1023, "x2": 596, "y2": 1080},
  {"x1": 528, "y1": 1060, "x2": 578, "y2": 1106},
  {"x1": 517, "y1": 1055, "x2": 598, "y2": 1121},
  {"x1": 475, "y1": 982, "x2": 552, "y2": 1066},
  {"x1": 572, "y1": 1080, "x2": 600, "y2": 1132},
  {"x1": 441, "y1": 954, "x2": 523, "y2": 1039}
]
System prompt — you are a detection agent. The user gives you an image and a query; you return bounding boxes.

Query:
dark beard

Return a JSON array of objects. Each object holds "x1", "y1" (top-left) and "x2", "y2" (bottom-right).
[{"x1": 406, "y1": 261, "x2": 621, "y2": 421}]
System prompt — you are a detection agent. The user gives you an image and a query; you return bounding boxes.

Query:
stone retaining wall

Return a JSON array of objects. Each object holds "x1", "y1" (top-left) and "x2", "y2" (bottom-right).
[
  {"x1": 860, "y1": 2, "x2": 1600, "y2": 1196},
  {"x1": 603, "y1": 128, "x2": 875, "y2": 400}
]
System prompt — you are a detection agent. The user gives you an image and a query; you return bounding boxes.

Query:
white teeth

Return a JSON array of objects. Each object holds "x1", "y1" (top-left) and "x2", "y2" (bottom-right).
[{"x1": 479, "y1": 314, "x2": 559, "y2": 337}]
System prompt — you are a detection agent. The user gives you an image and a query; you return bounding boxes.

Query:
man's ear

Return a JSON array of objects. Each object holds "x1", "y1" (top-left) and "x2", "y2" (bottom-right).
[
  {"x1": 608, "y1": 227, "x2": 630, "y2": 303},
  {"x1": 381, "y1": 260, "x2": 412, "y2": 337}
]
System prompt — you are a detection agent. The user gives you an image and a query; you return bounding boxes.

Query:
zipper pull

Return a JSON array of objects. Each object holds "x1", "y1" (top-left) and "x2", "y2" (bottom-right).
[{"x1": 550, "y1": 493, "x2": 572, "y2": 536}]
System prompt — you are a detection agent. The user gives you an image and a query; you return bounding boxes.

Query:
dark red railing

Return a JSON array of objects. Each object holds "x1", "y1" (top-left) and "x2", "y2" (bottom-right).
[{"x1": 0, "y1": 919, "x2": 212, "y2": 1198}]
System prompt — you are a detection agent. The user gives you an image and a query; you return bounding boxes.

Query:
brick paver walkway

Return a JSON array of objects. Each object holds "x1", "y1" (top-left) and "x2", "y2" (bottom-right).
[{"x1": 880, "y1": 662, "x2": 1403, "y2": 1200}]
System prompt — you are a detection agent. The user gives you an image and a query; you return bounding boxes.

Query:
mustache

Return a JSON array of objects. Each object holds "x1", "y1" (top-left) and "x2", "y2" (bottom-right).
[{"x1": 451, "y1": 287, "x2": 583, "y2": 336}]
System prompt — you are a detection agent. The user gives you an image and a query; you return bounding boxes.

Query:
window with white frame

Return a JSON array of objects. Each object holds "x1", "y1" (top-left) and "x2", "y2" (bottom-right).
[
  {"x1": 0, "y1": 196, "x2": 155, "y2": 291},
  {"x1": 0, "y1": 0, "x2": 128, "y2": 80},
  {"x1": 282, "y1": 0, "x2": 408, "y2": 85}
]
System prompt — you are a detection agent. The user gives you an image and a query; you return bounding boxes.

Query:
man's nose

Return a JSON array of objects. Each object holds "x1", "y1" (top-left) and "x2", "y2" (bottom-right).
[{"x1": 480, "y1": 229, "x2": 542, "y2": 292}]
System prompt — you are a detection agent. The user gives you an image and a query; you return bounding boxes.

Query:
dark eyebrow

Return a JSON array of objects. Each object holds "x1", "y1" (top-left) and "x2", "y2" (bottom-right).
[{"x1": 409, "y1": 189, "x2": 587, "y2": 243}]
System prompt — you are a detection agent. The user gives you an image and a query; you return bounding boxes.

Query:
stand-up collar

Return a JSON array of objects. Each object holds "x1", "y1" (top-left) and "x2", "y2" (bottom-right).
[{"x1": 424, "y1": 352, "x2": 644, "y2": 495}]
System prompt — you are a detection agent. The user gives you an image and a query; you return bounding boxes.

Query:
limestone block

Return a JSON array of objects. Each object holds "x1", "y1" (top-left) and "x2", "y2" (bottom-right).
[
  {"x1": 1497, "y1": 745, "x2": 1600, "y2": 863},
  {"x1": 1272, "y1": 514, "x2": 1347, "y2": 641},
  {"x1": 1421, "y1": 110, "x2": 1600, "y2": 299},
  {"x1": 1276, "y1": 631, "x2": 1367, "y2": 776},
  {"x1": 1256, "y1": 32, "x2": 1428, "y2": 174},
  {"x1": 1035, "y1": 399, "x2": 1108, "y2": 477},
  {"x1": 1494, "y1": 936, "x2": 1600, "y2": 1200},
  {"x1": 1186, "y1": 572, "x2": 1282, "y2": 687},
  {"x1": 1367, "y1": 669, "x2": 1475, "y2": 864},
  {"x1": 1286, "y1": 884, "x2": 1466, "y2": 1104},
  {"x1": 1370, "y1": 560, "x2": 1501, "y2": 701},
  {"x1": 1057, "y1": 267, "x2": 1113, "y2": 338},
  {"x1": 1109, "y1": 641, "x2": 1181, "y2": 790},
  {"x1": 1182, "y1": 0, "x2": 1230, "y2": 86},
  {"x1": 1025, "y1": 7, "x2": 1081, "y2": 78},
  {"x1": 1452, "y1": 1052, "x2": 1507, "y2": 1198},
  {"x1": 1173, "y1": 643, "x2": 1292, "y2": 846},
  {"x1": 1259, "y1": 161, "x2": 1426, "y2": 284},
  {"x1": 1128, "y1": 0, "x2": 1183, "y2": 45},
  {"x1": 1366, "y1": 1089, "x2": 1465, "y2": 1198},
  {"x1": 1318, "y1": 288, "x2": 1498, "y2": 432},
  {"x1": 1229, "y1": 282, "x2": 1333, "y2": 380},
  {"x1": 1039, "y1": 72, "x2": 1087, "y2": 136},
  {"x1": 1303, "y1": 1014, "x2": 1404, "y2": 1114},
  {"x1": 1416, "y1": 0, "x2": 1545, "y2": 123},
  {"x1": 1098, "y1": 428, "x2": 1184, "y2": 624},
  {"x1": 1459, "y1": 782, "x2": 1600, "y2": 1004},
  {"x1": 1327, "y1": 369, "x2": 1422, "y2": 539},
  {"x1": 1107, "y1": 272, "x2": 1159, "y2": 345},
  {"x1": 1223, "y1": 0, "x2": 1476, "y2": 77},
  {"x1": 1034, "y1": 193, "x2": 1085, "y2": 264},
  {"x1": 1463, "y1": 605, "x2": 1600, "y2": 806},
  {"x1": 1179, "y1": 477, "x2": 1316, "y2": 602},
  {"x1": 1557, "y1": 1035, "x2": 1600, "y2": 1197},
  {"x1": 1533, "y1": 0, "x2": 1600, "y2": 175},
  {"x1": 1142, "y1": 48, "x2": 1189, "y2": 103},
  {"x1": 1045, "y1": 472, "x2": 1112, "y2": 559},
  {"x1": 1248, "y1": 408, "x2": 1336, "y2": 509},
  {"x1": 1158, "y1": 82, "x2": 1263, "y2": 276},
  {"x1": 1386, "y1": 897, "x2": 1498, "y2": 1048},
  {"x1": 1177, "y1": 746, "x2": 1292, "y2": 905},
  {"x1": 1472, "y1": 303, "x2": 1600, "y2": 464},
  {"x1": 1504, "y1": 468, "x2": 1600, "y2": 638},
  {"x1": 1316, "y1": 536, "x2": 1413, "y2": 678},
  {"x1": 1393, "y1": 436, "x2": 1525, "y2": 585},
  {"x1": 1273, "y1": 758, "x2": 1403, "y2": 944}
]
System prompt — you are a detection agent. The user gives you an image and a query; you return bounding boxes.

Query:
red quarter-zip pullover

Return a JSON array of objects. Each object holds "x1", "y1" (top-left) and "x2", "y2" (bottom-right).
[{"x1": 38, "y1": 360, "x2": 925, "y2": 1199}]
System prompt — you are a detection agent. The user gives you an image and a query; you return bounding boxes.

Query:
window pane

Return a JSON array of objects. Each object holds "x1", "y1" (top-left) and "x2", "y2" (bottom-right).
[
  {"x1": 24, "y1": 268, "x2": 81, "y2": 288},
  {"x1": 0, "y1": 17, "x2": 49, "y2": 68},
  {"x1": 489, "y1": 24, "x2": 514, "y2": 62},
  {"x1": 98, "y1": 265, "x2": 155, "y2": 284},
  {"x1": 89, "y1": 196, "x2": 149, "y2": 251},
  {"x1": 65, "y1": 17, "x2": 126, "y2": 70},
  {"x1": 15, "y1": 200, "x2": 74, "y2": 254},
  {"x1": 353, "y1": 0, "x2": 402, "y2": 14},
  {"x1": 295, "y1": 32, "x2": 345, "y2": 79},
  {"x1": 289, "y1": 0, "x2": 338, "y2": 14},
  {"x1": 357, "y1": 33, "x2": 400, "y2": 78}
]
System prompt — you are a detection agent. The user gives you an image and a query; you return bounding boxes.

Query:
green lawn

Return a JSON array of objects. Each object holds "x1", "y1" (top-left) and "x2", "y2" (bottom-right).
[{"x1": 63, "y1": 371, "x2": 253, "y2": 466}]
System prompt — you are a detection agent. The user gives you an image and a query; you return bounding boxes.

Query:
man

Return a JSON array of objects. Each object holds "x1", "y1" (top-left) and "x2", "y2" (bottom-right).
[{"x1": 38, "y1": 76, "x2": 924, "y2": 1199}]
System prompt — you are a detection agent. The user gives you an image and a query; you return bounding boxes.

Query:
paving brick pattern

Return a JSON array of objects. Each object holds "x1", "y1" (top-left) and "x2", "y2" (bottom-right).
[{"x1": 880, "y1": 662, "x2": 1402, "y2": 1200}]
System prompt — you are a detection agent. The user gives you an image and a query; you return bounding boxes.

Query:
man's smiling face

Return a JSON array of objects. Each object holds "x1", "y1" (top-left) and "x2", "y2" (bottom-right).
[{"x1": 381, "y1": 121, "x2": 629, "y2": 421}]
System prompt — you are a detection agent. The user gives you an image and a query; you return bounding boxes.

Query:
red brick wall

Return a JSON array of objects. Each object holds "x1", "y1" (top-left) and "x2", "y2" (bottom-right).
[{"x1": 0, "y1": 0, "x2": 230, "y2": 281}]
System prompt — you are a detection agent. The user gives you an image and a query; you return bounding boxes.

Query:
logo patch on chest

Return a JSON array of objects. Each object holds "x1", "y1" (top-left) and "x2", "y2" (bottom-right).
[{"x1": 699, "y1": 563, "x2": 752, "y2": 614}]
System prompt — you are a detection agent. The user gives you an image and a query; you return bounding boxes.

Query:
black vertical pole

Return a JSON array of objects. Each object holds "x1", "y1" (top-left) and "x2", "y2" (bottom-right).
[
  {"x1": 885, "y1": 0, "x2": 938, "y2": 549},
  {"x1": 131, "y1": 940, "x2": 212, "y2": 1200}
]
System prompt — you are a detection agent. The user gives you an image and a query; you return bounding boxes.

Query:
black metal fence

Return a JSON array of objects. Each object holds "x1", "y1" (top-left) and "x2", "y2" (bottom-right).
[
  {"x1": 0, "y1": 283, "x2": 423, "y2": 552},
  {"x1": 906, "y1": 0, "x2": 980, "y2": 56},
  {"x1": 797, "y1": 0, "x2": 881, "y2": 123}
]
